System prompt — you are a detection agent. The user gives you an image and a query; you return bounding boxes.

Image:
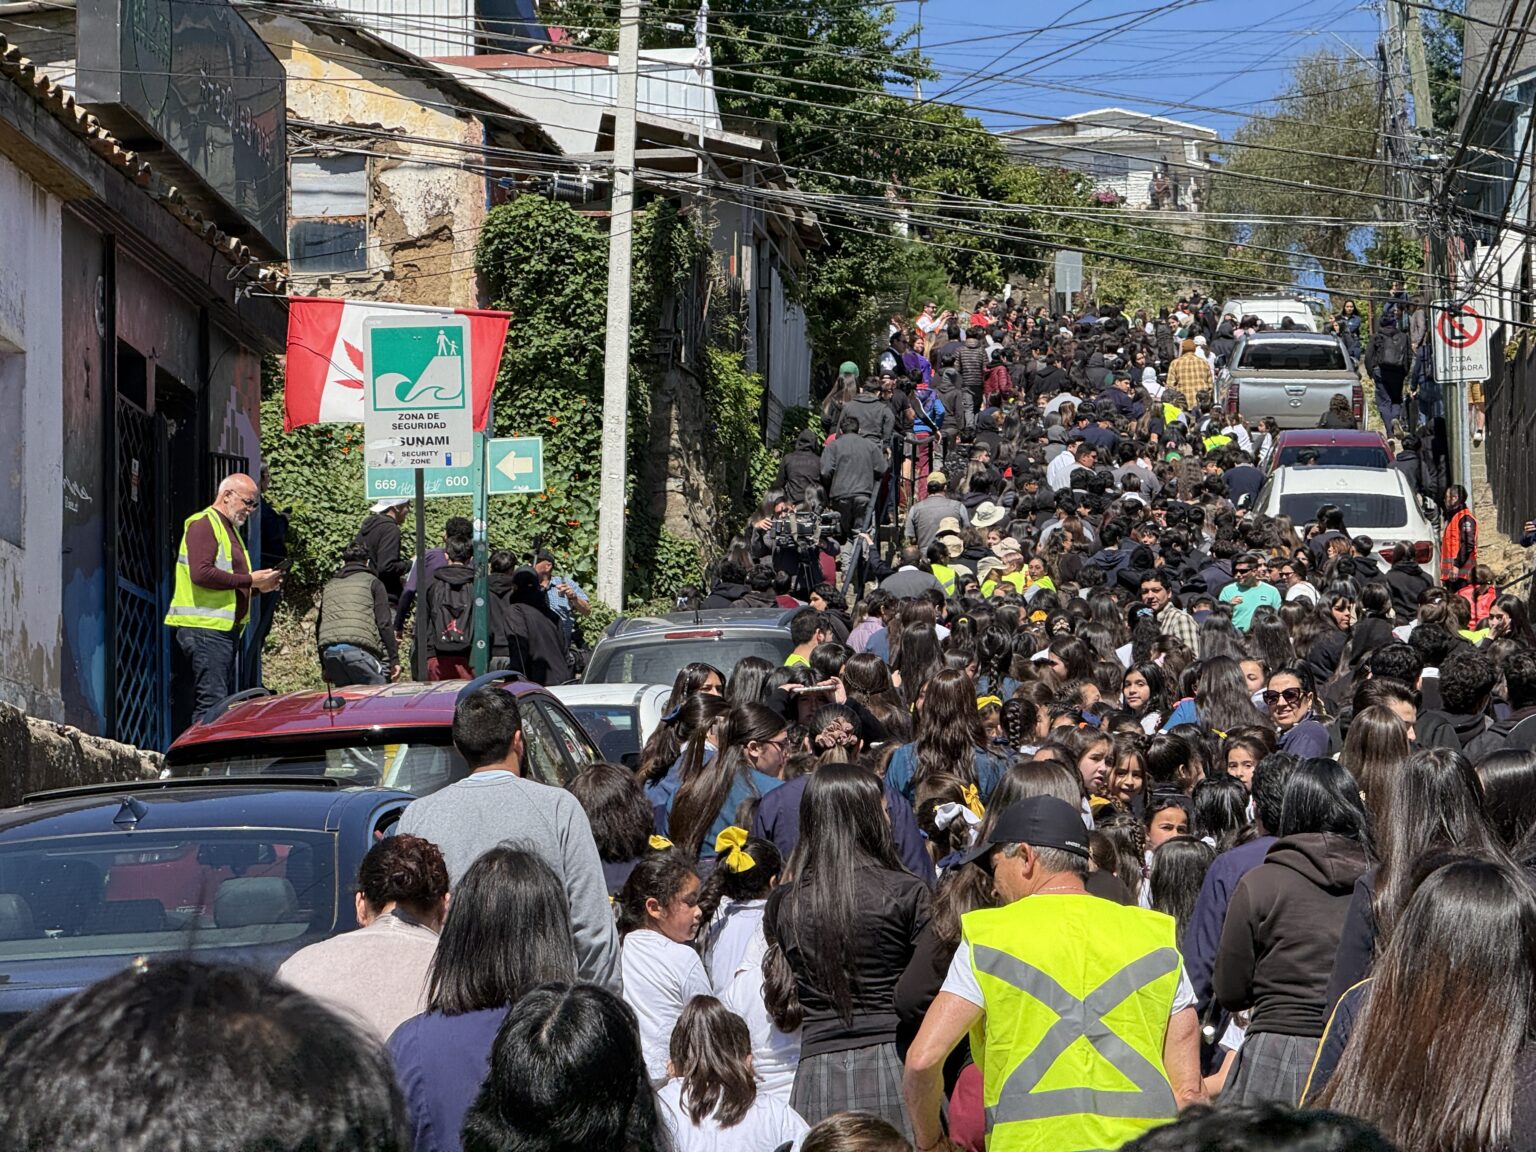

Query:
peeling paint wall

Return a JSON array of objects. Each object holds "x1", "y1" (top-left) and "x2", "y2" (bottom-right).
[
  {"x1": 0, "y1": 153, "x2": 64, "y2": 721},
  {"x1": 251, "y1": 14, "x2": 490, "y2": 309}
]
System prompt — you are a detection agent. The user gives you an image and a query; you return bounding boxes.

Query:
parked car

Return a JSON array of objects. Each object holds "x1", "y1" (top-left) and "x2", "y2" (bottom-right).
[
  {"x1": 549, "y1": 683, "x2": 670, "y2": 768},
  {"x1": 1219, "y1": 294, "x2": 1322, "y2": 332},
  {"x1": 0, "y1": 777, "x2": 412, "y2": 1028},
  {"x1": 1266, "y1": 429, "x2": 1394, "y2": 473},
  {"x1": 1253, "y1": 466, "x2": 1439, "y2": 577},
  {"x1": 584, "y1": 608, "x2": 796, "y2": 686},
  {"x1": 165, "y1": 673, "x2": 600, "y2": 795},
  {"x1": 1218, "y1": 331, "x2": 1362, "y2": 430}
]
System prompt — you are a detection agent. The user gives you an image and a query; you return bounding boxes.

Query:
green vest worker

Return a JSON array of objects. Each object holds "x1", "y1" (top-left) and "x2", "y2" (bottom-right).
[
  {"x1": 164, "y1": 473, "x2": 284, "y2": 725},
  {"x1": 903, "y1": 797, "x2": 1205, "y2": 1151}
]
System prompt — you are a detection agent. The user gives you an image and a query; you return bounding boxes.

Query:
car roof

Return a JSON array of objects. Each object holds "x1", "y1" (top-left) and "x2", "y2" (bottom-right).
[
  {"x1": 1238, "y1": 330, "x2": 1337, "y2": 342},
  {"x1": 0, "y1": 778, "x2": 413, "y2": 838},
  {"x1": 1273, "y1": 430, "x2": 1389, "y2": 447},
  {"x1": 1270, "y1": 465, "x2": 1411, "y2": 495},
  {"x1": 548, "y1": 683, "x2": 671, "y2": 707},
  {"x1": 167, "y1": 677, "x2": 552, "y2": 752},
  {"x1": 602, "y1": 607, "x2": 798, "y2": 638}
]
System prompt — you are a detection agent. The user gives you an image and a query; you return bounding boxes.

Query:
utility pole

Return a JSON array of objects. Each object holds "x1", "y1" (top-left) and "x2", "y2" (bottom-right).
[
  {"x1": 597, "y1": 0, "x2": 641, "y2": 610},
  {"x1": 694, "y1": 0, "x2": 709, "y2": 154},
  {"x1": 914, "y1": 0, "x2": 925, "y2": 101}
]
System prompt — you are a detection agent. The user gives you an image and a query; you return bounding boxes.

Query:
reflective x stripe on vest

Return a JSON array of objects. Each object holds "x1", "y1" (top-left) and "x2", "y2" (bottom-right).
[
  {"x1": 165, "y1": 508, "x2": 249, "y2": 632},
  {"x1": 973, "y1": 944, "x2": 1180, "y2": 1128}
]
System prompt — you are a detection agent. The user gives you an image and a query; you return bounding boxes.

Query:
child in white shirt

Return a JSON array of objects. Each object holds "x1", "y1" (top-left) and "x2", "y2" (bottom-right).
[
  {"x1": 619, "y1": 852, "x2": 712, "y2": 1086},
  {"x1": 658, "y1": 995, "x2": 809, "y2": 1152}
]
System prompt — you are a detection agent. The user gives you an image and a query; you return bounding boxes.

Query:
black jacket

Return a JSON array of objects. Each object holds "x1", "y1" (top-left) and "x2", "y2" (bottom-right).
[
  {"x1": 487, "y1": 572, "x2": 572, "y2": 685},
  {"x1": 1214, "y1": 832, "x2": 1372, "y2": 1038},
  {"x1": 1384, "y1": 560, "x2": 1432, "y2": 619},
  {"x1": 352, "y1": 513, "x2": 411, "y2": 601},
  {"x1": 843, "y1": 393, "x2": 896, "y2": 447},
  {"x1": 701, "y1": 582, "x2": 750, "y2": 609},
  {"x1": 776, "y1": 448, "x2": 823, "y2": 504}
]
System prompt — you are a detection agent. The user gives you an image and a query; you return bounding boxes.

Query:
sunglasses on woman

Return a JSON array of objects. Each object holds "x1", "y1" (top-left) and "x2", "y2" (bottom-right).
[{"x1": 1262, "y1": 687, "x2": 1305, "y2": 707}]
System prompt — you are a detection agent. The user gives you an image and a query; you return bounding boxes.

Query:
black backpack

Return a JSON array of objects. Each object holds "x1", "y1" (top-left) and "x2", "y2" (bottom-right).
[{"x1": 429, "y1": 579, "x2": 474, "y2": 655}]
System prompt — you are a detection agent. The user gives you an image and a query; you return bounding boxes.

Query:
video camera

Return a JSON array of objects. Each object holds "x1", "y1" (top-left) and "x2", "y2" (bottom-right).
[{"x1": 773, "y1": 508, "x2": 840, "y2": 550}]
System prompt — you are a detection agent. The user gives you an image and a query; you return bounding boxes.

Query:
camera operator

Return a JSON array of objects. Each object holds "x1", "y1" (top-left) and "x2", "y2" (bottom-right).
[{"x1": 752, "y1": 487, "x2": 842, "y2": 598}]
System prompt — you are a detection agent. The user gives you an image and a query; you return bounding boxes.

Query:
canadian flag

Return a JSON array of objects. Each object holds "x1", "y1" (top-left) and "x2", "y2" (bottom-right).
[{"x1": 283, "y1": 296, "x2": 511, "y2": 432}]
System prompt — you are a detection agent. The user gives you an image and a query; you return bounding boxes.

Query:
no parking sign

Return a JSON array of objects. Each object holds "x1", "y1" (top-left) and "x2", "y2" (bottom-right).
[{"x1": 1432, "y1": 298, "x2": 1490, "y2": 383}]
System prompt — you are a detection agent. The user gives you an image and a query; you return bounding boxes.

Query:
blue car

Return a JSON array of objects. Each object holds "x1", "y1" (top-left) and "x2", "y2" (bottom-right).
[{"x1": 0, "y1": 776, "x2": 412, "y2": 1028}]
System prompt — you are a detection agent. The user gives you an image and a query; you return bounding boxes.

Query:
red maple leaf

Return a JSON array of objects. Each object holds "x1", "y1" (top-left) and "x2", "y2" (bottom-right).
[
  {"x1": 343, "y1": 340, "x2": 364, "y2": 370},
  {"x1": 335, "y1": 378, "x2": 364, "y2": 389}
]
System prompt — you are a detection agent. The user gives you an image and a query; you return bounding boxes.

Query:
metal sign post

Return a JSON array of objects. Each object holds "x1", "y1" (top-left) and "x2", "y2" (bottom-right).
[{"x1": 470, "y1": 400, "x2": 493, "y2": 677}]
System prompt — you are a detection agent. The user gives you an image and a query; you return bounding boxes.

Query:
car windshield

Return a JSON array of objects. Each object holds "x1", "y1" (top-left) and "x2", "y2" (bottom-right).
[
  {"x1": 189, "y1": 742, "x2": 472, "y2": 795},
  {"x1": 586, "y1": 637, "x2": 791, "y2": 684},
  {"x1": 1239, "y1": 342, "x2": 1346, "y2": 371},
  {"x1": 0, "y1": 830, "x2": 336, "y2": 963},
  {"x1": 566, "y1": 704, "x2": 643, "y2": 763},
  {"x1": 1276, "y1": 445, "x2": 1389, "y2": 469},
  {"x1": 1279, "y1": 491, "x2": 1408, "y2": 527}
]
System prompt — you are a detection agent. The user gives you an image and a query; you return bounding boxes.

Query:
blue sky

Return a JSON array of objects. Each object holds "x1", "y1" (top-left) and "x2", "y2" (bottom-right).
[{"x1": 894, "y1": 0, "x2": 1382, "y2": 141}]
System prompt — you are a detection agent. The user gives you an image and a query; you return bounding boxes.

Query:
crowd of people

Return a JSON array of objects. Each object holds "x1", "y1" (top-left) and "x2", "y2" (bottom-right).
[{"x1": 61, "y1": 288, "x2": 1533, "y2": 1151}]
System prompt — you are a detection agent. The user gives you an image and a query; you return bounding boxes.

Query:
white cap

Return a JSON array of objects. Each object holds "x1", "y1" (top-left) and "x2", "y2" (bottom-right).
[{"x1": 370, "y1": 497, "x2": 410, "y2": 513}]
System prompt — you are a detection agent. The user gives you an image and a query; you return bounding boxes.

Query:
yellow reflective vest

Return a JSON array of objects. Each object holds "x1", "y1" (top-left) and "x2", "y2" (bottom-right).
[
  {"x1": 962, "y1": 893, "x2": 1181, "y2": 1151},
  {"x1": 165, "y1": 508, "x2": 250, "y2": 633},
  {"x1": 931, "y1": 562, "x2": 958, "y2": 596}
]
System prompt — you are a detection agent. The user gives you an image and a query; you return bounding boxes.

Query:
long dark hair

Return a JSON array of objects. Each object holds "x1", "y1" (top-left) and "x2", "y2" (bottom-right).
[
  {"x1": 725, "y1": 656, "x2": 774, "y2": 706},
  {"x1": 636, "y1": 662, "x2": 723, "y2": 784},
  {"x1": 427, "y1": 847, "x2": 577, "y2": 1015},
  {"x1": 695, "y1": 834, "x2": 781, "y2": 927},
  {"x1": 1480, "y1": 749, "x2": 1536, "y2": 857},
  {"x1": 462, "y1": 983, "x2": 665, "y2": 1152},
  {"x1": 567, "y1": 762, "x2": 655, "y2": 864},
  {"x1": 1372, "y1": 747, "x2": 1499, "y2": 947},
  {"x1": 842, "y1": 651, "x2": 912, "y2": 744},
  {"x1": 1492, "y1": 593, "x2": 1536, "y2": 646},
  {"x1": 668, "y1": 996, "x2": 756, "y2": 1128},
  {"x1": 892, "y1": 622, "x2": 944, "y2": 709},
  {"x1": 1192, "y1": 775, "x2": 1251, "y2": 851},
  {"x1": 1316, "y1": 857, "x2": 1536, "y2": 1152},
  {"x1": 1340, "y1": 705, "x2": 1411, "y2": 804},
  {"x1": 778, "y1": 765, "x2": 904, "y2": 1022},
  {"x1": 1149, "y1": 836, "x2": 1215, "y2": 946},
  {"x1": 1195, "y1": 655, "x2": 1271, "y2": 733},
  {"x1": 914, "y1": 669, "x2": 990, "y2": 796},
  {"x1": 1277, "y1": 758, "x2": 1371, "y2": 846},
  {"x1": 1123, "y1": 661, "x2": 1169, "y2": 721},
  {"x1": 669, "y1": 703, "x2": 782, "y2": 860}
]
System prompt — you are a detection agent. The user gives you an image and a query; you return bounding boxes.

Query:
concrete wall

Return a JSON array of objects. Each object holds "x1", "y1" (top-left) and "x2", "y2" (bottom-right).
[
  {"x1": 0, "y1": 701, "x2": 159, "y2": 809},
  {"x1": 251, "y1": 13, "x2": 491, "y2": 309},
  {"x1": 0, "y1": 152, "x2": 64, "y2": 722}
]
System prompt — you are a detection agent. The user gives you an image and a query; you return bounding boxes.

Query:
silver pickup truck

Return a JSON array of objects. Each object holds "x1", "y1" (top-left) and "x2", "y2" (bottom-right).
[{"x1": 1217, "y1": 331, "x2": 1361, "y2": 430}]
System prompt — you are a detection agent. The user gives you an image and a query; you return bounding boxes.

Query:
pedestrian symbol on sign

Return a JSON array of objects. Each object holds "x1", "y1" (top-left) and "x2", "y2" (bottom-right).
[{"x1": 1437, "y1": 305, "x2": 1483, "y2": 349}]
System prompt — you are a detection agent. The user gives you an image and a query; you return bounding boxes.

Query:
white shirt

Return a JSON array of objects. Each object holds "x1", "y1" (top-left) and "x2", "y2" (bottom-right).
[
  {"x1": 1285, "y1": 581, "x2": 1319, "y2": 605},
  {"x1": 718, "y1": 928, "x2": 802, "y2": 1104},
  {"x1": 622, "y1": 929, "x2": 713, "y2": 1086},
  {"x1": 941, "y1": 932, "x2": 1196, "y2": 1016},
  {"x1": 1046, "y1": 450, "x2": 1079, "y2": 491},
  {"x1": 657, "y1": 1079, "x2": 809, "y2": 1152},
  {"x1": 703, "y1": 898, "x2": 767, "y2": 992}
]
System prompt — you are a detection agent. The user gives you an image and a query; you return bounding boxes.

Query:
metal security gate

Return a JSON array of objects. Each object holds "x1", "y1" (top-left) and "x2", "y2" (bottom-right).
[{"x1": 113, "y1": 395, "x2": 169, "y2": 751}]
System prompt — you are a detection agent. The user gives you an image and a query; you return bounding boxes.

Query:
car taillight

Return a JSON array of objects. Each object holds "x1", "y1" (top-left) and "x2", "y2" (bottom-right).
[
  {"x1": 662, "y1": 630, "x2": 725, "y2": 640},
  {"x1": 1351, "y1": 382, "x2": 1363, "y2": 423},
  {"x1": 1226, "y1": 380, "x2": 1239, "y2": 417},
  {"x1": 1414, "y1": 540, "x2": 1433, "y2": 563}
]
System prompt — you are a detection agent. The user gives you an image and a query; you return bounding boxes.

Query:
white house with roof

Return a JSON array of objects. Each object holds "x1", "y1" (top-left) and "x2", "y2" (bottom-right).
[{"x1": 1003, "y1": 108, "x2": 1219, "y2": 211}]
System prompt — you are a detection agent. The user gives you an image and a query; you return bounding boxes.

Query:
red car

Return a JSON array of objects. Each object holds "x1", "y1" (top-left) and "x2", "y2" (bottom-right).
[
  {"x1": 165, "y1": 672, "x2": 601, "y2": 796},
  {"x1": 1265, "y1": 429, "x2": 1394, "y2": 473}
]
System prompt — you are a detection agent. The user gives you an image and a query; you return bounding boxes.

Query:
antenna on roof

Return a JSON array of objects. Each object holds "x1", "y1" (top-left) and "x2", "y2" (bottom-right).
[{"x1": 322, "y1": 675, "x2": 344, "y2": 712}]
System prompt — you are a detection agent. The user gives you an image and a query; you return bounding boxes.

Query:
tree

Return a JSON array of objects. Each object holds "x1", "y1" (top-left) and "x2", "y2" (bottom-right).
[
  {"x1": 1423, "y1": 0, "x2": 1466, "y2": 135},
  {"x1": 1206, "y1": 51, "x2": 1383, "y2": 277}
]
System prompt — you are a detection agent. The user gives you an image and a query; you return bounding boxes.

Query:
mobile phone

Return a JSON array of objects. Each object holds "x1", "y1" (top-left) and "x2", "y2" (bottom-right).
[{"x1": 275, "y1": 558, "x2": 293, "y2": 572}]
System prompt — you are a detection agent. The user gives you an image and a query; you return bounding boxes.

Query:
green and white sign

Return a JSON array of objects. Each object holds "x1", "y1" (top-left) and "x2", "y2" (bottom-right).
[
  {"x1": 363, "y1": 316, "x2": 473, "y2": 471},
  {"x1": 487, "y1": 437, "x2": 545, "y2": 495}
]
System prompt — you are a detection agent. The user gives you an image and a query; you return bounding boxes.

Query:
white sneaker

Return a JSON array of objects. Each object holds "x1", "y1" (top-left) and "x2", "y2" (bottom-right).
[{"x1": 1473, "y1": 428, "x2": 1485, "y2": 447}]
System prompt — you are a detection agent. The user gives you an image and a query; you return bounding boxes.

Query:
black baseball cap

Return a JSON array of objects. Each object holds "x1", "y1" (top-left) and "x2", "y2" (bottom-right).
[{"x1": 959, "y1": 796, "x2": 1091, "y2": 868}]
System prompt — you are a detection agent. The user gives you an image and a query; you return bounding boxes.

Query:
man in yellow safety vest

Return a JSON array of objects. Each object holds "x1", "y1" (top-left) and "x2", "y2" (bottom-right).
[
  {"x1": 164, "y1": 473, "x2": 285, "y2": 725},
  {"x1": 903, "y1": 796, "x2": 1205, "y2": 1151}
]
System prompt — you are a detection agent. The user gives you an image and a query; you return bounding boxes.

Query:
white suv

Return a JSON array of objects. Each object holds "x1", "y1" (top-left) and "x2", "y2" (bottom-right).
[{"x1": 1254, "y1": 466, "x2": 1439, "y2": 578}]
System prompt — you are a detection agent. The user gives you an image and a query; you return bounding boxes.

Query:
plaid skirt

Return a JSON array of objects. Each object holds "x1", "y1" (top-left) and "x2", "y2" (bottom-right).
[
  {"x1": 791, "y1": 1043, "x2": 912, "y2": 1137},
  {"x1": 1224, "y1": 1030, "x2": 1320, "y2": 1107}
]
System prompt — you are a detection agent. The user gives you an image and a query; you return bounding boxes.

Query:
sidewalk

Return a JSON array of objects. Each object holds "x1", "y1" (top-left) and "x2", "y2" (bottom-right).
[{"x1": 1470, "y1": 438, "x2": 1530, "y2": 581}]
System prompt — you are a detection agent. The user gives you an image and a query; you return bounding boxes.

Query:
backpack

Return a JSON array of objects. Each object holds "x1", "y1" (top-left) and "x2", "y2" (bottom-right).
[
  {"x1": 429, "y1": 578, "x2": 474, "y2": 655},
  {"x1": 1374, "y1": 331, "x2": 1407, "y2": 370}
]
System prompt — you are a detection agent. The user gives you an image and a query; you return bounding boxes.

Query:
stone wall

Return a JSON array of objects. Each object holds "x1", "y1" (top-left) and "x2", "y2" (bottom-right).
[
  {"x1": 0, "y1": 702, "x2": 160, "y2": 809},
  {"x1": 640, "y1": 362, "x2": 722, "y2": 543}
]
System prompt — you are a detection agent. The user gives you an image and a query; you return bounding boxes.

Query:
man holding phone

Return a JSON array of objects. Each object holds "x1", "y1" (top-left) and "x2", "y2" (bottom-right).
[
  {"x1": 534, "y1": 550, "x2": 589, "y2": 648},
  {"x1": 165, "y1": 472, "x2": 284, "y2": 728}
]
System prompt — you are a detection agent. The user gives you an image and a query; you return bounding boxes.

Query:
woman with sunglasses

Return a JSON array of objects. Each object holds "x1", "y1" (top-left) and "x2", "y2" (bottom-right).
[{"x1": 1265, "y1": 664, "x2": 1331, "y2": 760}]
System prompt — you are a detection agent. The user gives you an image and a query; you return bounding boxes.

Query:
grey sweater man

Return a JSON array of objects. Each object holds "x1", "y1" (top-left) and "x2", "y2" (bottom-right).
[{"x1": 398, "y1": 771, "x2": 621, "y2": 992}]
